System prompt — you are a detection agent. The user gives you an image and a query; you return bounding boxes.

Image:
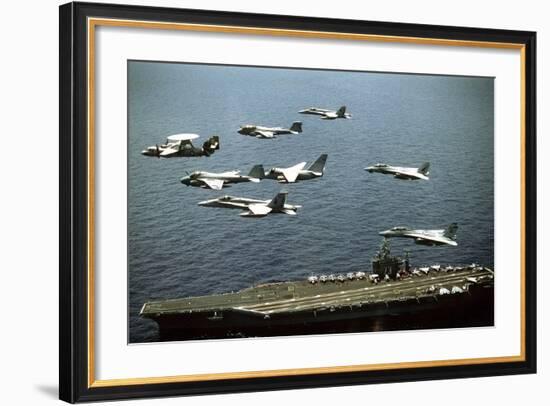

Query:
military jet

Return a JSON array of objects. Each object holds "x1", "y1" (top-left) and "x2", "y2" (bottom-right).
[
  {"x1": 365, "y1": 162, "x2": 430, "y2": 180},
  {"x1": 141, "y1": 133, "x2": 219, "y2": 158},
  {"x1": 299, "y1": 105, "x2": 351, "y2": 120},
  {"x1": 264, "y1": 154, "x2": 328, "y2": 183},
  {"x1": 379, "y1": 223, "x2": 459, "y2": 246},
  {"x1": 237, "y1": 122, "x2": 302, "y2": 139},
  {"x1": 180, "y1": 165, "x2": 265, "y2": 190},
  {"x1": 198, "y1": 191, "x2": 301, "y2": 217}
]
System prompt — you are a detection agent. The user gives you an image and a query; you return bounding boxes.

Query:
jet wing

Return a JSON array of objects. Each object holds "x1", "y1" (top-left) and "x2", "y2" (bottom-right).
[
  {"x1": 279, "y1": 162, "x2": 307, "y2": 183},
  {"x1": 255, "y1": 131, "x2": 275, "y2": 139},
  {"x1": 393, "y1": 172, "x2": 415, "y2": 180},
  {"x1": 201, "y1": 178, "x2": 225, "y2": 190},
  {"x1": 281, "y1": 209, "x2": 297, "y2": 215},
  {"x1": 159, "y1": 147, "x2": 178, "y2": 157},
  {"x1": 394, "y1": 169, "x2": 429, "y2": 180},
  {"x1": 406, "y1": 232, "x2": 458, "y2": 246},
  {"x1": 322, "y1": 112, "x2": 337, "y2": 119},
  {"x1": 241, "y1": 204, "x2": 272, "y2": 217},
  {"x1": 299, "y1": 108, "x2": 329, "y2": 115}
]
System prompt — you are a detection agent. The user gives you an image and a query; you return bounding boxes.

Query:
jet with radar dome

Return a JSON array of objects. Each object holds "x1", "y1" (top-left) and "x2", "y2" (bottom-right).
[{"x1": 141, "y1": 133, "x2": 220, "y2": 158}]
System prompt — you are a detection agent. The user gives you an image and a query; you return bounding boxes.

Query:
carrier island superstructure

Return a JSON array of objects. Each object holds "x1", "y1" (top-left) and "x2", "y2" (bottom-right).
[{"x1": 140, "y1": 240, "x2": 494, "y2": 340}]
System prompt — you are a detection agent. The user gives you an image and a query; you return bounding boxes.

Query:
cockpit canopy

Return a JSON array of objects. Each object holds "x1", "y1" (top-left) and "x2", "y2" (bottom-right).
[
  {"x1": 374, "y1": 163, "x2": 389, "y2": 168},
  {"x1": 391, "y1": 226, "x2": 409, "y2": 231}
]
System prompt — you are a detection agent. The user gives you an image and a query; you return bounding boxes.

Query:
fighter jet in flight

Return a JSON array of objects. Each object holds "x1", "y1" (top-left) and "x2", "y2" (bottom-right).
[
  {"x1": 264, "y1": 154, "x2": 328, "y2": 183},
  {"x1": 299, "y1": 106, "x2": 351, "y2": 120},
  {"x1": 180, "y1": 165, "x2": 265, "y2": 190},
  {"x1": 379, "y1": 223, "x2": 459, "y2": 246},
  {"x1": 237, "y1": 122, "x2": 303, "y2": 139},
  {"x1": 365, "y1": 162, "x2": 430, "y2": 180},
  {"x1": 198, "y1": 192, "x2": 301, "y2": 217},
  {"x1": 141, "y1": 133, "x2": 219, "y2": 158}
]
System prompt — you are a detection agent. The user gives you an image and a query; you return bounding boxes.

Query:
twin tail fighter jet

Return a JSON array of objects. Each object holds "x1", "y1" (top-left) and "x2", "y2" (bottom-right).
[
  {"x1": 299, "y1": 105, "x2": 351, "y2": 120},
  {"x1": 238, "y1": 122, "x2": 303, "y2": 139},
  {"x1": 180, "y1": 166, "x2": 265, "y2": 190},
  {"x1": 379, "y1": 223, "x2": 459, "y2": 246},
  {"x1": 264, "y1": 154, "x2": 328, "y2": 183},
  {"x1": 141, "y1": 133, "x2": 220, "y2": 158},
  {"x1": 198, "y1": 192, "x2": 300, "y2": 217},
  {"x1": 365, "y1": 162, "x2": 430, "y2": 180}
]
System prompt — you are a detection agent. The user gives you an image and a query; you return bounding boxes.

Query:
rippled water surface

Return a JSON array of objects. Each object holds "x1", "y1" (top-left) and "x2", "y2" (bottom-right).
[{"x1": 128, "y1": 61, "x2": 494, "y2": 343}]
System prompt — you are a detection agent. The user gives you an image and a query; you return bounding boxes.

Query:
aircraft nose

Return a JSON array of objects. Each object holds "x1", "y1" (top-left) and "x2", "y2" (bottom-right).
[{"x1": 180, "y1": 176, "x2": 190, "y2": 185}]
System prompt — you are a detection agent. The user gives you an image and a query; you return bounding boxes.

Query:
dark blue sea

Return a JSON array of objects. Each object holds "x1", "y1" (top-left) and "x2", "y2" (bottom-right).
[{"x1": 128, "y1": 61, "x2": 494, "y2": 343}]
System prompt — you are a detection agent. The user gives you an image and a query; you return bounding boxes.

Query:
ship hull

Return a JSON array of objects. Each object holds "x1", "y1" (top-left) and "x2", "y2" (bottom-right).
[{"x1": 150, "y1": 284, "x2": 493, "y2": 341}]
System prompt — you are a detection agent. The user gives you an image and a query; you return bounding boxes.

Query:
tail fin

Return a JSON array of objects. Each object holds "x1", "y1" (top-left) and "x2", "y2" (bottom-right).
[
  {"x1": 203, "y1": 135, "x2": 220, "y2": 155},
  {"x1": 290, "y1": 122, "x2": 303, "y2": 133},
  {"x1": 444, "y1": 223, "x2": 458, "y2": 240},
  {"x1": 267, "y1": 192, "x2": 287, "y2": 210},
  {"x1": 336, "y1": 106, "x2": 346, "y2": 117},
  {"x1": 248, "y1": 164, "x2": 265, "y2": 180},
  {"x1": 308, "y1": 154, "x2": 328, "y2": 174},
  {"x1": 418, "y1": 162, "x2": 430, "y2": 175}
]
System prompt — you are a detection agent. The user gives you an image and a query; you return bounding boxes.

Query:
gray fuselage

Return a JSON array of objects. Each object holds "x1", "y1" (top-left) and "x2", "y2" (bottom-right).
[
  {"x1": 238, "y1": 126, "x2": 295, "y2": 136},
  {"x1": 264, "y1": 169, "x2": 319, "y2": 182},
  {"x1": 181, "y1": 171, "x2": 254, "y2": 187},
  {"x1": 198, "y1": 196, "x2": 299, "y2": 212}
]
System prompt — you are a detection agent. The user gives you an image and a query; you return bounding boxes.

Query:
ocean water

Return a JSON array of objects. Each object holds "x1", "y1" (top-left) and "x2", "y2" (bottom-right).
[{"x1": 128, "y1": 61, "x2": 494, "y2": 343}]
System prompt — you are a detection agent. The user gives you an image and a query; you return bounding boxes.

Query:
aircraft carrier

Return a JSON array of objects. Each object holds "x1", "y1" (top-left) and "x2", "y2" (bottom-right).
[{"x1": 140, "y1": 241, "x2": 494, "y2": 340}]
